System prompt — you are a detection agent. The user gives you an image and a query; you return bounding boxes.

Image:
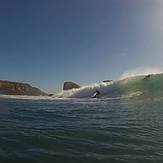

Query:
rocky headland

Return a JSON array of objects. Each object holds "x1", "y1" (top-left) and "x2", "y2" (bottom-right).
[{"x1": 0, "y1": 80, "x2": 47, "y2": 96}]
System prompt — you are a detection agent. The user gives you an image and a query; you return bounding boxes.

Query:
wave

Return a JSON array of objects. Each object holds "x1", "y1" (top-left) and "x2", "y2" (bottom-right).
[{"x1": 55, "y1": 73, "x2": 163, "y2": 98}]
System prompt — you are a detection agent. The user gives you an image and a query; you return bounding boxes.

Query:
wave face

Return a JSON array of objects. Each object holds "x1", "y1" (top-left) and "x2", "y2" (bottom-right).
[{"x1": 56, "y1": 73, "x2": 163, "y2": 98}]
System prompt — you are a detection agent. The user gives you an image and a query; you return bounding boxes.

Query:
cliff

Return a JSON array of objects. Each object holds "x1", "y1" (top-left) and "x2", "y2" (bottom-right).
[{"x1": 0, "y1": 80, "x2": 47, "y2": 96}]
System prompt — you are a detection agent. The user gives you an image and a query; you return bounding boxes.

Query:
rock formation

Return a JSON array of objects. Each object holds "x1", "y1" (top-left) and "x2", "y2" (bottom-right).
[
  {"x1": 102, "y1": 80, "x2": 113, "y2": 83},
  {"x1": 63, "y1": 81, "x2": 80, "y2": 90},
  {"x1": 0, "y1": 80, "x2": 47, "y2": 96}
]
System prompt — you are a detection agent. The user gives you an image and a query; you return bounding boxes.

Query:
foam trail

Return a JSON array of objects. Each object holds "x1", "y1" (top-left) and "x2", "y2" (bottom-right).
[{"x1": 0, "y1": 95, "x2": 53, "y2": 100}]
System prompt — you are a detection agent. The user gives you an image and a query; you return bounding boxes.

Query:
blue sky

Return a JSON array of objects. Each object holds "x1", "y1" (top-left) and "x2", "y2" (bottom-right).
[{"x1": 0, "y1": 0, "x2": 163, "y2": 92}]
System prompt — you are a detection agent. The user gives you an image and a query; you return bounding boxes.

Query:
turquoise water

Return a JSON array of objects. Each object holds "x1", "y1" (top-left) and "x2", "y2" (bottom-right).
[{"x1": 0, "y1": 97, "x2": 163, "y2": 163}]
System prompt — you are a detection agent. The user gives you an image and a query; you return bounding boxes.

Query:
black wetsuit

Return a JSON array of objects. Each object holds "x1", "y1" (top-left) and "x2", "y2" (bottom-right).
[{"x1": 92, "y1": 90, "x2": 101, "y2": 98}]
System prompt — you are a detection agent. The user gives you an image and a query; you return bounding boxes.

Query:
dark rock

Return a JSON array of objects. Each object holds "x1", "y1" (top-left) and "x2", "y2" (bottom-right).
[
  {"x1": 63, "y1": 81, "x2": 80, "y2": 90},
  {"x1": 0, "y1": 80, "x2": 47, "y2": 96},
  {"x1": 102, "y1": 80, "x2": 113, "y2": 83}
]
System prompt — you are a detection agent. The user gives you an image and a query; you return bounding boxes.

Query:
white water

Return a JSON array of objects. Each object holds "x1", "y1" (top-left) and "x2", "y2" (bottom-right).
[{"x1": 0, "y1": 95, "x2": 53, "y2": 100}]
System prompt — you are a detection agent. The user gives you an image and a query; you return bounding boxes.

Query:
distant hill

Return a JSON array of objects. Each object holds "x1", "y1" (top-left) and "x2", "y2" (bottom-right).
[{"x1": 0, "y1": 80, "x2": 47, "y2": 96}]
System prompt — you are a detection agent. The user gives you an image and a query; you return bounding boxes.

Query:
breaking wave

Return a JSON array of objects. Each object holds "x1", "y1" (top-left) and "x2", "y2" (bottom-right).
[{"x1": 55, "y1": 73, "x2": 163, "y2": 98}]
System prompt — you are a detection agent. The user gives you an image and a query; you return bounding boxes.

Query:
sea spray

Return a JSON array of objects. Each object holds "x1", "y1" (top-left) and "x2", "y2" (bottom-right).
[{"x1": 120, "y1": 67, "x2": 163, "y2": 79}]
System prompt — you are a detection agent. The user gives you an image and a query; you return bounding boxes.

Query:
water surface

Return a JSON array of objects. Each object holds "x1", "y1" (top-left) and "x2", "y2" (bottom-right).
[{"x1": 0, "y1": 97, "x2": 163, "y2": 163}]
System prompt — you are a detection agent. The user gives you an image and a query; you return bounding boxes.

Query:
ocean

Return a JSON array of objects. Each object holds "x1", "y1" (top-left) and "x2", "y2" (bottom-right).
[{"x1": 0, "y1": 96, "x2": 163, "y2": 163}]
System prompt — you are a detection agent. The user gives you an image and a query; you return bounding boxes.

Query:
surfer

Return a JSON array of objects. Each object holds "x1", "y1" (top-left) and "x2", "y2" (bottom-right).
[
  {"x1": 143, "y1": 74, "x2": 151, "y2": 80},
  {"x1": 91, "y1": 89, "x2": 101, "y2": 98}
]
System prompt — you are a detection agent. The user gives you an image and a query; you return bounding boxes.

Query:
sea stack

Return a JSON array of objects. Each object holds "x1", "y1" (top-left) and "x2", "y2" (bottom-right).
[{"x1": 63, "y1": 81, "x2": 80, "y2": 90}]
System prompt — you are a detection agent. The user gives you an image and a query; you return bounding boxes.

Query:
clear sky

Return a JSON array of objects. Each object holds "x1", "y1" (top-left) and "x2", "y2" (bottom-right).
[{"x1": 0, "y1": 0, "x2": 163, "y2": 93}]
